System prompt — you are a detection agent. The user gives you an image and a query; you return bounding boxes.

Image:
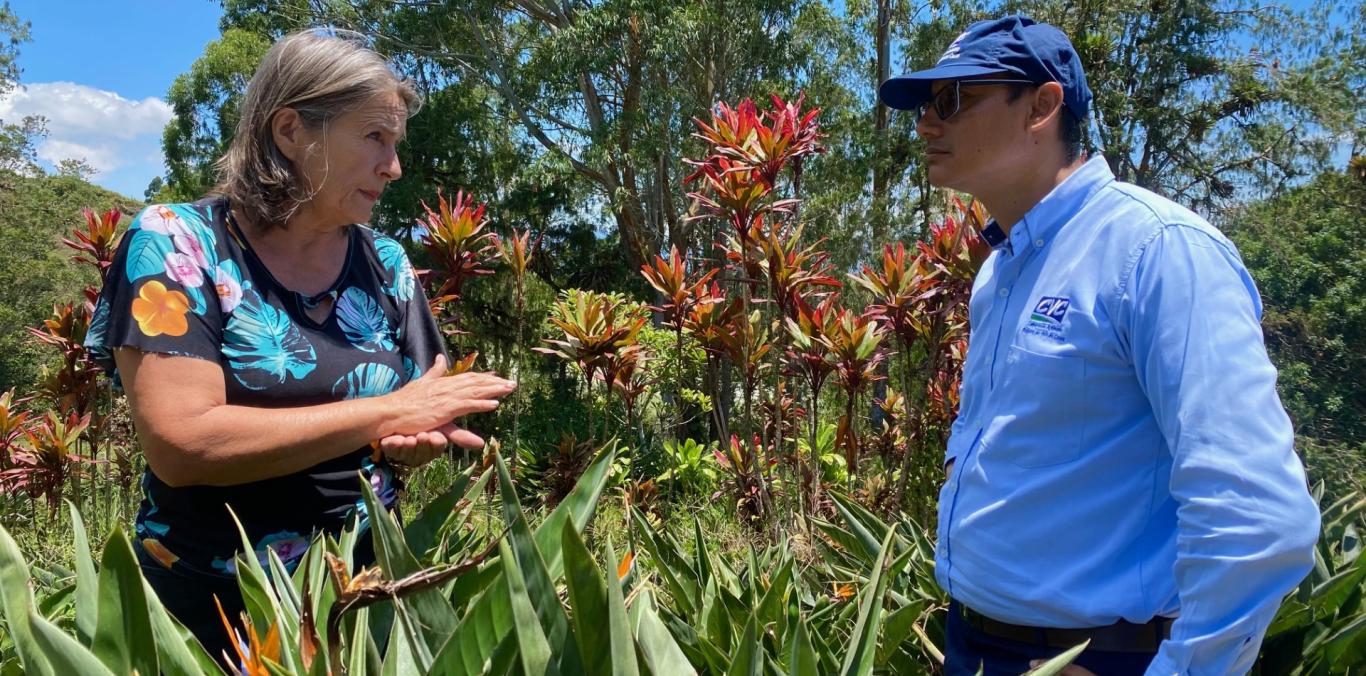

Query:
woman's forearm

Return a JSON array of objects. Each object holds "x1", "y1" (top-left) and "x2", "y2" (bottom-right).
[{"x1": 148, "y1": 396, "x2": 399, "y2": 487}]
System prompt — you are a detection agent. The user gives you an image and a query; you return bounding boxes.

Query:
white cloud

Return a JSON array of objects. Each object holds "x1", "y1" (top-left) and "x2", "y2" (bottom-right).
[
  {"x1": 0, "y1": 82, "x2": 173, "y2": 195},
  {"x1": 36, "y1": 139, "x2": 120, "y2": 174},
  {"x1": 0, "y1": 82, "x2": 172, "y2": 140}
]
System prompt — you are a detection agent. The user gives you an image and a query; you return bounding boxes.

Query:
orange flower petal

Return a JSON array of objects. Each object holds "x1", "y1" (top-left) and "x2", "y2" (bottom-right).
[
  {"x1": 617, "y1": 550, "x2": 635, "y2": 581},
  {"x1": 141, "y1": 538, "x2": 179, "y2": 569}
]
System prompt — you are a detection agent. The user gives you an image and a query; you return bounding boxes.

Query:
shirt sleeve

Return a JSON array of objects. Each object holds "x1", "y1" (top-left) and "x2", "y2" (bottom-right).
[
  {"x1": 1121, "y1": 224, "x2": 1319, "y2": 676},
  {"x1": 85, "y1": 204, "x2": 226, "y2": 382},
  {"x1": 377, "y1": 236, "x2": 448, "y2": 384}
]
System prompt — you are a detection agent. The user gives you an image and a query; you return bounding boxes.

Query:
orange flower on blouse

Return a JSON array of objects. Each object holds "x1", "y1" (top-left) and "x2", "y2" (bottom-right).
[{"x1": 131, "y1": 280, "x2": 190, "y2": 337}]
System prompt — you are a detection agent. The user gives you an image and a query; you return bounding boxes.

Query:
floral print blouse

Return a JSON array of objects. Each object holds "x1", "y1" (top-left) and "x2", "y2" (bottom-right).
[{"x1": 86, "y1": 198, "x2": 445, "y2": 579}]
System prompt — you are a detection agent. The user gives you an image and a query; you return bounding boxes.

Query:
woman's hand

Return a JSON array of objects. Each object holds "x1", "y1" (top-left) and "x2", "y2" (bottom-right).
[
  {"x1": 377, "y1": 422, "x2": 488, "y2": 466},
  {"x1": 378, "y1": 355, "x2": 516, "y2": 438}
]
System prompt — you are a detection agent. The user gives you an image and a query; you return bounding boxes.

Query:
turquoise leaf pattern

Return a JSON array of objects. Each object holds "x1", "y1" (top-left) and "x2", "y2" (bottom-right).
[
  {"x1": 373, "y1": 235, "x2": 415, "y2": 302},
  {"x1": 332, "y1": 363, "x2": 401, "y2": 400},
  {"x1": 335, "y1": 287, "x2": 395, "y2": 353},
  {"x1": 222, "y1": 285, "x2": 318, "y2": 390},
  {"x1": 403, "y1": 355, "x2": 420, "y2": 382},
  {"x1": 124, "y1": 228, "x2": 175, "y2": 282}
]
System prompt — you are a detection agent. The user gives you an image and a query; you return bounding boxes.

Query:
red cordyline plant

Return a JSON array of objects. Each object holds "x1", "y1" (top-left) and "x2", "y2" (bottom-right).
[
  {"x1": 640, "y1": 246, "x2": 719, "y2": 438},
  {"x1": 851, "y1": 196, "x2": 991, "y2": 518},
  {"x1": 820, "y1": 307, "x2": 890, "y2": 481},
  {"x1": 713, "y1": 434, "x2": 772, "y2": 526},
  {"x1": 494, "y1": 228, "x2": 541, "y2": 456},
  {"x1": 783, "y1": 294, "x2": 841, "y2": 512},
  {"x1": 63, "y1": 207, "x2": 123, "y2": 283},
  {"x1": 0, "y1": 410, "x2": 94, "y2": 513},
  {"x1": 418, "y1": 190, "x2": 499, "y2": 329},
  {"x1": 535, "y1": 291, "x2": 648, "y2": 440},
  {"x1": 0, "y1": 389, "x2": 32, "y2": 472},
  {"x1": 683, "y1": 94, "x2": 825, "y2": 527}
]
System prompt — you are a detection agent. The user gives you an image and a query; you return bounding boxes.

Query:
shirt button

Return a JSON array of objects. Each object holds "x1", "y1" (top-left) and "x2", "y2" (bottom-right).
[
  {"x1": 1034, "y1": 238, "x2": 1045, "y2": 248},
  {"x1": 998, "y1": 288, "x2": 1009, "y2": 298}
]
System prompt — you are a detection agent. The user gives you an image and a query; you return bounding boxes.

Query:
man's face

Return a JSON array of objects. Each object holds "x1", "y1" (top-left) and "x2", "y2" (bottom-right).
[{"x1": 915, "y1": 76, "x2": 1034, "y2": 193}]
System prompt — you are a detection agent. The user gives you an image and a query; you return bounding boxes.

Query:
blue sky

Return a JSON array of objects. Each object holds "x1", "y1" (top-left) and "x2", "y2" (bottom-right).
[{"x1": 1, "y1": 0, "x2": 223, "y2": 198}]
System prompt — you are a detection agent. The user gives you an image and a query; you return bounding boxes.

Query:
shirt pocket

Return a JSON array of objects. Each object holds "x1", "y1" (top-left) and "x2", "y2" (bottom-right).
[{"x1": 983, "y1": 345, "x2": 1086, "y2": 468}]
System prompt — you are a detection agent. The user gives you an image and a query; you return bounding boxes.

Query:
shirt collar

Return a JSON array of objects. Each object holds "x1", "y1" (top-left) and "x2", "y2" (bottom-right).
[{"x1": 984, "y1": 155, "x2": 1115, "y2": 256}]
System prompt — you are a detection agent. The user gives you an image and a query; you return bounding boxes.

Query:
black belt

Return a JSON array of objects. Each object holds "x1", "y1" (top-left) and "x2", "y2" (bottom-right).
[{"x1": 957, "y1": 603, "x2": 1172, "y2": 653}]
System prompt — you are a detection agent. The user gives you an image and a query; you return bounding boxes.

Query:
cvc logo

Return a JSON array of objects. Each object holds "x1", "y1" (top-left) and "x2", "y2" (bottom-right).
[{"x1": 1031, "y1": 296, "x2": 1070, "y2": 324}]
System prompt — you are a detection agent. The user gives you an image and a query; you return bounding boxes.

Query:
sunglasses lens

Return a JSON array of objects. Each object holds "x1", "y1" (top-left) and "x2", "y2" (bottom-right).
[{"x1": 935, "y1": 84, "x2": 958, "y2": 120}]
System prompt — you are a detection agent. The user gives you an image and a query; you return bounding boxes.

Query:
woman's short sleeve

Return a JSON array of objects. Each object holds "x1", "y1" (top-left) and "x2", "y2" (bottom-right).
[
  {"x1": 86, "y1": 203, "x2": 229, "y2": 380},
  {"x1": 371, "y1": 234, "x2": 448, "y2": 382}
]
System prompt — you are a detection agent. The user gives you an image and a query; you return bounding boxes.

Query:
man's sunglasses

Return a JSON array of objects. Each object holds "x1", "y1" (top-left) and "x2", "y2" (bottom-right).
[{"x1": 916, "y1": 79, "x2": 1037, "y2": 123}]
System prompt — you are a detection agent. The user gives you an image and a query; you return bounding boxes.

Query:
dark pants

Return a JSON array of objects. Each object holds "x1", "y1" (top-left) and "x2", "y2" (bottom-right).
[{"x1": 945, "y1": 601, "x2": 1157, "y2": 676}]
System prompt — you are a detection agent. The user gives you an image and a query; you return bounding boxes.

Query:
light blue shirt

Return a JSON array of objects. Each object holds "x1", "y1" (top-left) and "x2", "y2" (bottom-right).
[{"x1": 937, "y1": 156, "x2": 1320, "y2": 675}]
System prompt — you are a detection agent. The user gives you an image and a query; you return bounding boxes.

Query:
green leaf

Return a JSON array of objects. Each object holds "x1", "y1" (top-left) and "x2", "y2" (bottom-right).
[
  {"x1": 91, "y1": 526, "x2": 158, "y2": 676},
  {"x1": 359, "y1": 471, "x2": 459, "y2": 652},
  {"x1": 1023, "y1": 640, "x2": 1090, "y2": 675},
  {"x1": 141, "y1": 577, "x2": 224, "y2": 676},
  {"x1": 561, "y1": 520, "x2": 611, "y2": 675},
  {"x1": 65, "y1": 501, "x2": 98, "y2": 644},
  {"x1": 503, "y1": 539, "x2": 557, "y2": 676},
  {"x1": 629, "y1": 589, "x2": 696, "y2": 676},
  {"x1": 786, "y1": 617, "x2": 819, "y2": 676},
  {"x1": 723, "y1": 611, "x2": 761, "y2": 676},
  {"x1": 226, "y1": 507, "x2": 282, "y2": 637},
  {"x1": 27, "y1": 609, "x2": 116, "y2": 676},
  {"x1": 839, "y1": 529, "x2": 898, "y2": 676},
  {"x1": 496, "y1": 453, "x2": 581, "y2": 672},
  {"x1": 605, "y1": 537, "x2": 640, "y2": 676},
  {"x1": 0, "y1": 524, "x2": 53, "y2": 675},
  {"x1": 404, "y1": 465, "x2": 481, "y2": 560}
]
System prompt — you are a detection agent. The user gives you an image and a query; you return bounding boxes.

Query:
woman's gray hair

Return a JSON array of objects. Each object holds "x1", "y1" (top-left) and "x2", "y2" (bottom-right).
[{"x1": 211, "y1": 28, "x2": 420, "y2": 229}]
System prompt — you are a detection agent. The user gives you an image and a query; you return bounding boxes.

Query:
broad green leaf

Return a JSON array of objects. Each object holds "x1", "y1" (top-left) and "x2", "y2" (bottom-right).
[
  {"x1": 347, "y1": 607, "x2": 370, "y2": 676},
  {"x1": 226, "y1": 507, "x2": 283, "y2": 637},
  {"x1": 65, "y1": 501, "x2": 98, "y2": 644},
  {"x1": 839, "y1": 529, "x2": 898, "y2": 676},
  {"x1": 141, "y1": 577, "x2": 224, "y2": 676},
  {"x1": 629, "y1": 589, "x2": 696, "y2": 676},
  {"x1": 404, "y1": 465, "x2": 481, "y2": 560},
  {"x1": 496, "y1": 453, "x2": 581, "y2": 672},
  {"x1": 1023, "y1": 640, "x2": 1090, "y2": 675},
  {"x1": 432, "y1": 442, "x2": 617, "y2": 675},
  {"x1": 380, "y1": 600, "x2": 426, "y2": 676},
  {"x1": 27, "y1": 609, "x2": 116, "y2": 676},
  {"x1": 360, "y1": 472, "x2": 459, "y2": 651},
  {"x1": 0, "y1": 524, "x2": 53, "y2": 675},
  {"x1": 91, "y1": 526, "x2": 158, "y2": 676},
  {"x1": 786, "y1": 617, "x2": 819, "y2": 676},
  {"x1": 561, "y1": 521, "x2": 612, "y2": 675},
  {"x1": 723, "y1": 611, "x2": 761, "y2": 676},
  {"x1": 503, "y1": 540, "x2": 557, "y2": 676},
  {"x1": 605, "y1": 537, "x2": 640, "y2": 676},
  {"x1": 631, "y1": 509, "x2": 697, "y2": 616}
]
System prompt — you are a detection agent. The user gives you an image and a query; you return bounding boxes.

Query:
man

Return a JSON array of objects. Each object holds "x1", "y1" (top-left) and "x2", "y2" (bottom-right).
[{"x1": 878, "y1": 16, "x2": 1320, "y2": 676}]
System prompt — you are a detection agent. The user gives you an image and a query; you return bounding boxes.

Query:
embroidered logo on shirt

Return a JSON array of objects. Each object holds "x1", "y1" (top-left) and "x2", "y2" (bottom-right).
[{"x1": 1023, "y1": 296, "x2": 1069, "y2": 343}]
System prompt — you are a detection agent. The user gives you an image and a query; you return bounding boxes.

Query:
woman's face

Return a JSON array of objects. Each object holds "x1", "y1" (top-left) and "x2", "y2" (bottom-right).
[{"x1": 288, "y1": 90, "x2": 407, "y2": 229}]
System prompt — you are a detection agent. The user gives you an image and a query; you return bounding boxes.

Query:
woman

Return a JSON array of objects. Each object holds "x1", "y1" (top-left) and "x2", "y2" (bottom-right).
[{"x1": 84, "y1": 28, "x2": 513, "y2": 660}]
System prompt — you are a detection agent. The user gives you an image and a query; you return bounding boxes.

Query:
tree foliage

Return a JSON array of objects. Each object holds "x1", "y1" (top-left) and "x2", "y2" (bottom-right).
[{"x1": 1227, "y1": 169, "x2": 1366, "y2": 445}]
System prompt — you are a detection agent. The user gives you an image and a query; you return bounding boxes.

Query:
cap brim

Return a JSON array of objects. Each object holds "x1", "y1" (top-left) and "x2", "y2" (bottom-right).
[{"x1": 878, "y1": 64, "x2": 1009, "y2": 111}]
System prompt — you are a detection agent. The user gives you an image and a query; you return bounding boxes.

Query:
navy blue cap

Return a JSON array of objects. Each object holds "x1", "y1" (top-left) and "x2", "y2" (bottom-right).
[{"x1": 879, "y1": 15, "x2": 1091, "y2": 119}]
